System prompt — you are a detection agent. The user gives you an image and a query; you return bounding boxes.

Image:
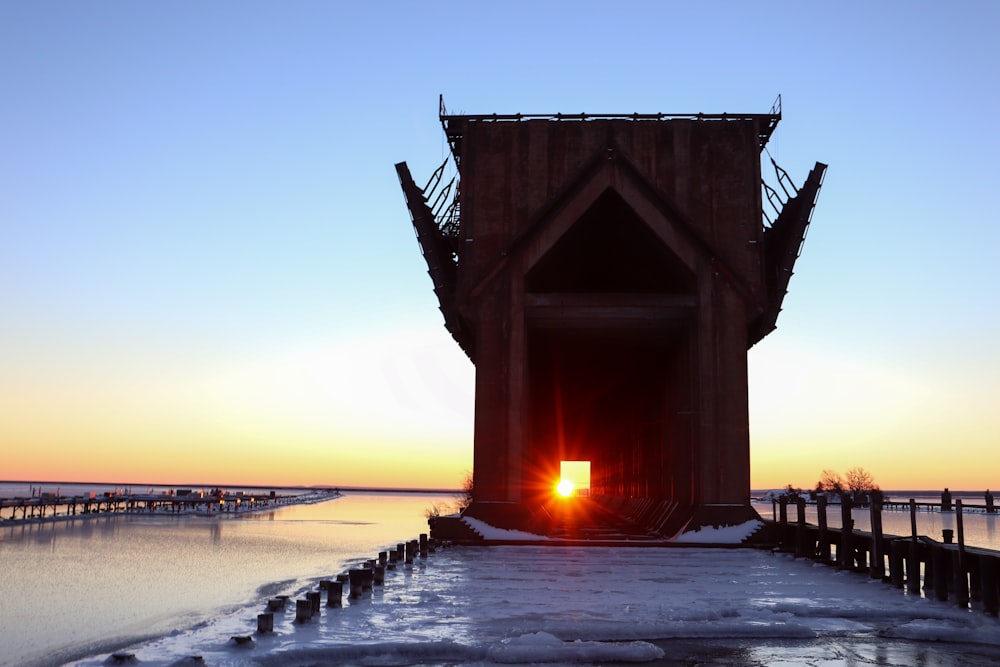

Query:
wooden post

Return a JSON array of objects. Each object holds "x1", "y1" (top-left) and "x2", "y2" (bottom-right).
[
  {"x1": 970, "y1": 554, "x2": 982, "y2": 603},
  {"x1": 326, "y1": 581, "x2": 343, "y2": 608},
  {"x1": 907, "y1": 499, "x2": 921, "y2": 594},
  {"x1": 932, "y1": 545, "x2": 949, "y2": 602},
  {"x1": 257, "y1": 612, "x2": 274, "y2": 633},
  {"x1": 379, "y1": 551, "x2": 388, "y2": 565},
  {"x1": 348, "y1": 569, "x2": 364, "y2": 598},
  {"x1": 869, "y1": 494, "x2": 885, "y2": 580},
  {"x1": 295, "y1": 599, "x2": 313, "y2": 623},
  {"x1": 419, "y1": 533, "x2": 429, "y2": 558},
  {"x1": 405, "y1": 541, "x2": 416, "y2": 565},
  {"x1": 954, "y1": 500, "x2": 969, "y2": 607},
  {"x1": 794, "y1": 497, "x2": 806, "y2": 558},
  {"x1": 307, "y1": 591, "x2": 321, "y2": 614},
  {"x1": 980, "y1": 555, "x2": 999, "y2": 616},
  {"x1": 941, "y1": 488, "x2": 952, "y2": 512},
  {"x1": 889, "y1": 539, "x2": 905, "y2": 588},
  {"x1": 816, "y1": 495, "x2": 830, "y2": 561},
  {"x1": 373, "y1": 564, "x2": 386, "y2": 586},
  {"x1": 839, "y1": 497, "x2": 854, "y2": 570},
  {"x1": 778, "y1": 496, "x2": 789, "y2": 551}
]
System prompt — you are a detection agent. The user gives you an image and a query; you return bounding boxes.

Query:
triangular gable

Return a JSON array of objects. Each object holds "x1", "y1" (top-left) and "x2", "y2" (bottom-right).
[{"x1": 512, "y1": 147, "x2": 708, "y2": 280}]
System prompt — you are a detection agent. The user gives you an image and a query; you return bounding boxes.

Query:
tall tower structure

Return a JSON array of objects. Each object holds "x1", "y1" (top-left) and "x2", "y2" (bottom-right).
[{"x1": 398, "y1": 97, "x2": 825, "y2": 536}]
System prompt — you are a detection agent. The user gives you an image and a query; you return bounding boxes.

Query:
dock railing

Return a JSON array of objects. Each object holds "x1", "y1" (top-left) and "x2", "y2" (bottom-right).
[{"x1": 772, "y1": 495, "x2": 999, "y2": 617}]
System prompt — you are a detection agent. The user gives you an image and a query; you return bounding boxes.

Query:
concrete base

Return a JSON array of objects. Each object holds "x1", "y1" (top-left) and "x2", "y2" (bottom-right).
[
  {"x1": 461, "y1": 501, "x2": 539, "y2": 532},
  {"x1": 455, "y1": 499, "x2": 765, "y2": 544}
]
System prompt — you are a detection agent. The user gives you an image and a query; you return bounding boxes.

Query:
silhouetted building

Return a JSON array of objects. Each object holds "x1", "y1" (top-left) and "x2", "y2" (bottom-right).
[{"x1": 398, "y1": 97, "x2": 826, "y2": 536}]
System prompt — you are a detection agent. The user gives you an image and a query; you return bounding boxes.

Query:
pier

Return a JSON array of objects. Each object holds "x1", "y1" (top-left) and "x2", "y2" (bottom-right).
[
  {"x1": 0, "y1": 488, "x2": 337, "y2": 524},
  {"x1": 771, "y1": 495, "x2": 1000, "y2": 616}
]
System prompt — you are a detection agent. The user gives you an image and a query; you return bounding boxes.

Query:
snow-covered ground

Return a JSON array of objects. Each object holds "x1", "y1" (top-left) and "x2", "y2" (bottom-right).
[{"x1": 68, "y1": 541, "x2": 1000, "y2": 666}]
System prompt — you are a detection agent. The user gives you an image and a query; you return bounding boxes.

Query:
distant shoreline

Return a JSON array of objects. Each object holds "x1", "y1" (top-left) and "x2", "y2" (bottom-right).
[{"x1": 0, "y1": 480, "x2": 461, "y2": 494}]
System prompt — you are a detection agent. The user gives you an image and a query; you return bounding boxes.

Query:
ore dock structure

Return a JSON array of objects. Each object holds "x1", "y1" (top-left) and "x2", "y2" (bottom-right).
[{"x1": 398, "y1": 96, "x2": 826, "y2": 540}]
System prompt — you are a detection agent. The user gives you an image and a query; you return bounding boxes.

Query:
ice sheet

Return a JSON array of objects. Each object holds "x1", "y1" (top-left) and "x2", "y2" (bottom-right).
[{"x1": 66, "y1": 545, "x2": 1000, "y2": 666}]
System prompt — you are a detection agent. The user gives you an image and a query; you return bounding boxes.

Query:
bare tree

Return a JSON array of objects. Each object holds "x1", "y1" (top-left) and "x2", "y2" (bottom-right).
[
  {"x1": 816, "y1": 469, "x2": 844, "y2": 492},
  {"x1": 844, "y1": 466, "x2": 878, "y2": 492},
  {"x1": 425, "y1": 471, "x2": 475, "y2": 519},
  {"x1": 457, "y1": 471, "x2": 474, "y2": 512}
]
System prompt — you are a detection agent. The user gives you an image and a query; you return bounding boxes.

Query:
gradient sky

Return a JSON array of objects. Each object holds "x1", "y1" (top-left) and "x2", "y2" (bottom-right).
[{"x1": 2, "y1": 2, "x2": 998, "y2": 491}]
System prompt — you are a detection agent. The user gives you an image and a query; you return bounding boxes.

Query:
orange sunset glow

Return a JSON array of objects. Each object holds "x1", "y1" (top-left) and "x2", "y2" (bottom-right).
[{"x1": 1, "y1": 3, "x2": 997, "y2": 495}]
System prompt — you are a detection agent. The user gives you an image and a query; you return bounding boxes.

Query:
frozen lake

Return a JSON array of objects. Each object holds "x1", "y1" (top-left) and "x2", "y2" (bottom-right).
[
  {"x1": 66, "y1": 544, "x2": 1000, "y2": 666},
  {"x1": 3, "y1": 487, "x2": 999, "y2": 666},
  {"x1": 0, "y1": 490, "x2": 449, "y2": 667}
]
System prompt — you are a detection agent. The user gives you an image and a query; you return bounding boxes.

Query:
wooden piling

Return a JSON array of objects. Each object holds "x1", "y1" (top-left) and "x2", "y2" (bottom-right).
[
  {"x1": 970, "y1": 554, "x2": 982, "y2": 603},
  {"x1": 256, "y1": 612, "x2": 274, "y2": 633},
  {"x1": 941, "y1": 488, "x2": 953, "y2": 512},
  {"x1": 981, "y1": 555, "x2": 999, "y2": 616},
  {"x1": 816, "y1": 495, "x2": 830, "y2": 561},
  {"x1": 419, "y1": 533, "x2": 429, "y2": 557},
  {"x1": 932, "y1": 545, "x2": 949, "y2": 601},
  {"x1": 954, "y1": 500, "x2": 969, "y2": 607},
  {"x1": 778, "y1": 496, "x2": 789, "y2": 551},
  {"x1": 889, "y1": 539, "x2": 905, "y2": 588},
  {"x1": 373, "y1": 564, "x2": 386, "y2": 586},
  {"x1": 348, "y1": 569, "x2": 365, "y2": 598},
  {"x1": 307, "y1": 591, "x2": 321, "y2": 614},
  {"x1": 839, "y1": 498, "x2": 854, "y2": 570},
  {"x1": 405, "y1": 540, "x2": 415, "y2": 565},
  {"x1": 295, "y1": 599, "x2": 313, "y2": 622},
  {"x1": 794, "y1": 497, "x2": 807, "y2": 558},
  {"x1": 869, "y1": 494, "x2": 885, "y2": 580},
  {"x1": 326, "y1": 580, "x2": 343, "y2": 607},
  {"x1": 907, "y1": 499, "x2": 922, "y2": 594}
]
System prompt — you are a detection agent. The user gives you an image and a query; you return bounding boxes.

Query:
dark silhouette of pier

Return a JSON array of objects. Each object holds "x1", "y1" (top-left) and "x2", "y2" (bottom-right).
[
  {"x1": 0, "y1": 488, "x2": 334, "y2": 524},
  {"x1": 772, "y1": 495, "x2": 1000, "y2": 616}
]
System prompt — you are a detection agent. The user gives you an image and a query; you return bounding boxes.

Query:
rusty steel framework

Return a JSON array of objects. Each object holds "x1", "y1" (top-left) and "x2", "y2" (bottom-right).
[{"x1": 397, "y1": 96, "x2": 826, "y2": 538}]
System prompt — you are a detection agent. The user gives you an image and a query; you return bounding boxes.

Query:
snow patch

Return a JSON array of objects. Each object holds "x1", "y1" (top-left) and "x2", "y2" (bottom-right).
[
  {"x1": 463, "y1": 516, "x2": 551, "y2": 541},
  {"x1": 673, "y1": 519, "x2": 763, "y2": 543},
  {"x1": 487, "y1": 631, "x2": 664, "y2": 663}
]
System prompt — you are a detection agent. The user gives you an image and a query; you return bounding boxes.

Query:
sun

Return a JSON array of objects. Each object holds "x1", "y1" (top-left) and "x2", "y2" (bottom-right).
[{"x1": 556, "y1": 479, "x2": 575, "y2": 497}]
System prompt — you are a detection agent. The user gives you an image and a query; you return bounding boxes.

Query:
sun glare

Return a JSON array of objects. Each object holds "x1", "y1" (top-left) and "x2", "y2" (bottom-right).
[{"x1": 556, "y1": 479, "x2": 575, "y2": 497}]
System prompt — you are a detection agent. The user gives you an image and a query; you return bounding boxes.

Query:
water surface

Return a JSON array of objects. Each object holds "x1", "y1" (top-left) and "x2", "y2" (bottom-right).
[{"x1": 0, "y1": 490, "x2": 453, "y2": 667}]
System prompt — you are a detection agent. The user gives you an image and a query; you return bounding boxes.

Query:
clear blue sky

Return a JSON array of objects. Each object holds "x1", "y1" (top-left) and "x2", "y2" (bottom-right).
[{"x1": 2, "y1": 1, "x2": 998, "y2": 489}]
